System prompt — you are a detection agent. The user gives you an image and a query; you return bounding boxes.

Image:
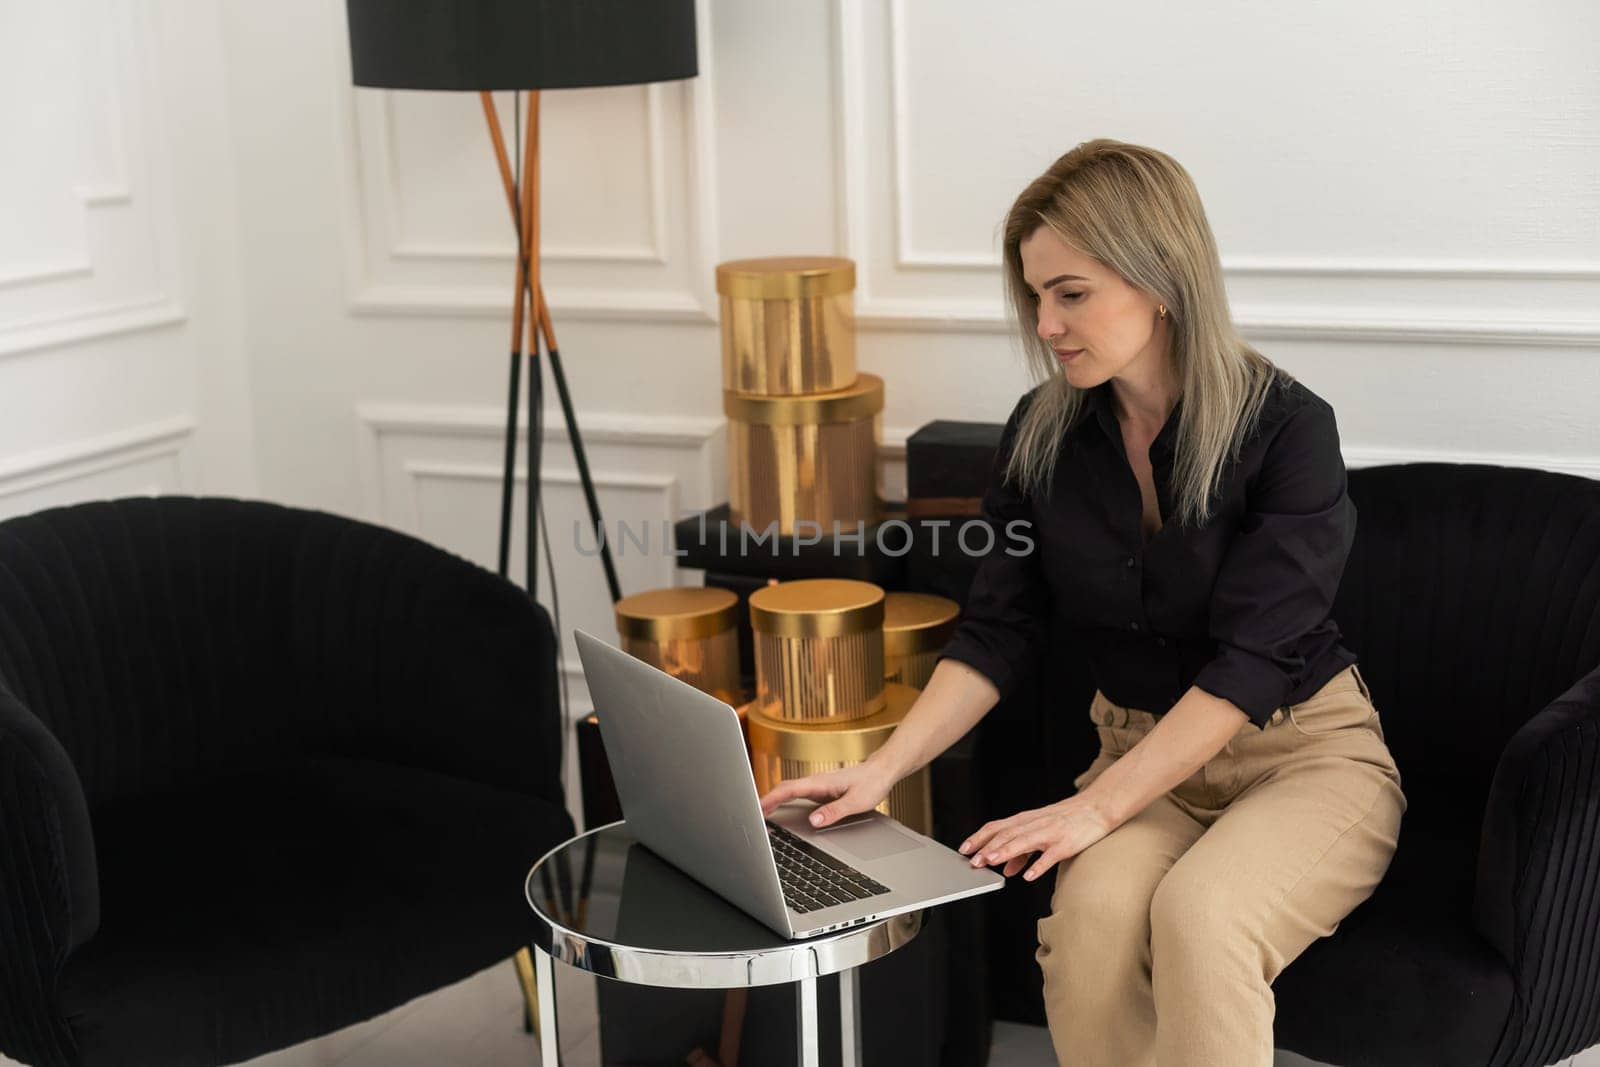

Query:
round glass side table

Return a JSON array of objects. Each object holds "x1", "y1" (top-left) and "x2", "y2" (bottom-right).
[{"x1": 525, "y1": 820, "x2": 923, "y2": 1067}]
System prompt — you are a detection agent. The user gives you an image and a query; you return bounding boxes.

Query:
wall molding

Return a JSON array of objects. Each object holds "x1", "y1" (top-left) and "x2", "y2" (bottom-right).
[
  {"x1": 885, "y1": 0, "x2": 990, "y2": 273},
  {"x1": 834, "y1": 0, "x2": 1600, "y2": 346},
  {"x1": 354, "y1": 401, "x2": 915, "y2": 528},
  {"x1": 355, "y1": 401, "x2": 722, "y2": 529},
  {"x1": 0, "y1": 0, "x2": 186, "y2": 360},
  {"x1": 378, "y1": 85, "x2": 669, "y2": 266},
  {"x1": 1342, "y1": 445, "x2": 1600, "y2": 482},
  {"x1": 358, "y1": 407, "x2": 699, "y2": 604},
  {"x1": 340, "y1": 0, "x2": 719, "y2": 325},
  {"x1": 0, "y1": 415, "x2": 196, "y2": 501},
  {"x1": 848, "y1": 296, "x2": 1600, "y2": 346},
  {"x1": 359, "y1": 401, "x2": 907, "y2": 458},
  {"x1": 402, "y1": 459, "x2": 680, "y2": 549},
  {"x1": 78, "y1": 0, "x2": 135, "y2": 209},
  {"x1": 0, "y1": 294, "x2": 187, "y2": 359},
  {"x1": 405, "y1": 459, "x2": 678, "y2": 492},
  {"x1": 0, "y1": 259, "x2": 94, "y2": 291},
  {"x1": 355, "y1": 403, "x2": 1595, "y2": 576},
  {"x1": 1231, "y1": 306, "x2": 1600, "y2": 347},
  {"x1": 346, "y1": 283, "x2": 710, "y2": 322},
  {"x1": 831, "y1": 0, "x2": 871, "y2": 311},
  {"x1": 887, "y1": 253, "x2": 1600, "y2": 285},
  {"x1": 357, "y1": 403, "x2": 724, "y2": 449},
  {"x1": 363, "y1": 405, "x2": 1597, "y2": 484},
  {"x1": 1217, "y1": 258, "x2": 1600, "y2": 281}
]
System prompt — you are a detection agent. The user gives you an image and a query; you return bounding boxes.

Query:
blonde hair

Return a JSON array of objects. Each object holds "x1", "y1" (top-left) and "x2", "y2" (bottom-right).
[{"x1": 1000, "y1": 138, "x2": 1286, "y2": 529}]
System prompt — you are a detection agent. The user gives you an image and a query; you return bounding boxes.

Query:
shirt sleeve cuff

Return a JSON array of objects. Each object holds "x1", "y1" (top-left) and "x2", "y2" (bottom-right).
[
  {"x1": 934, "y1": 641, "x2": 1026, "y2": 704},
  {"x1": 1192, "y1": 647, "x2": 1296, "y2": 729}
]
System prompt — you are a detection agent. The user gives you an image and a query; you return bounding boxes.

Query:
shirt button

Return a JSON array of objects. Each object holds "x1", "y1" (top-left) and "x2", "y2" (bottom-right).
[
  {"x1": 1125, "y1": 556, "x2": 1136, "y2": 568},
  {"x1": 1130, "y1": 621, "x2": 1142, "y2": 632},
  {"x1": 1156, "y1": 636, "x2": 1167, "y2": 647}
]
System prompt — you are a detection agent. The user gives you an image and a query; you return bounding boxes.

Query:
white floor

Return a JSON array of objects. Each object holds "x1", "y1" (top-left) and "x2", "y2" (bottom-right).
[
  {"x1": 4, "y1": 960, "x2": 1595, "y2": 1066},
  {"x1": 0, "y1": 958, "x2": 1294, "y2": 1067},
  {"x1": 232, "y1": 960, "x2": 1063, "y2": 1066}
]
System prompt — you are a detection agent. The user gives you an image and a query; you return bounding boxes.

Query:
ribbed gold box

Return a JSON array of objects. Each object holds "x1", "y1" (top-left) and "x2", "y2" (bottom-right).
[
  {"x1": 883, "y1": 592, "x2": 960, "y2": 689},
  {"x1": 748, "y1": 578, "x2": 885, "y2": 723},
  {"x1": 725, "y1": 372, "x2": 883, "y2": 536},
  {"x1": 715, "y1": 256, "x2": 856, "y2": 396},
  {"x1": 747, "y1": 682, "x2": 932, "y2": 836},
  {"x1": 614, "y1": 586, "x2": 742, "y2": 707}
]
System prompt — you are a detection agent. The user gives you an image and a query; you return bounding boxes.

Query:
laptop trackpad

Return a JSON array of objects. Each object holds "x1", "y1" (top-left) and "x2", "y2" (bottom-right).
[{"x1": 815, "y1": 820, "x2": 923, "y2": 862}]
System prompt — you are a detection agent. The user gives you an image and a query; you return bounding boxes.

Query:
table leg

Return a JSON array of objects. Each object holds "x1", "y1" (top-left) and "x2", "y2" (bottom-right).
[
  {"x1": 796, "y1": 975, "x2": 819, "y2": 1067},
  {"x1": 535, "y1": 945, "x2": 559, "y2": 1066},
  {"x1": 839, "y1": 966, "x2": 863, "y2": 1067}
]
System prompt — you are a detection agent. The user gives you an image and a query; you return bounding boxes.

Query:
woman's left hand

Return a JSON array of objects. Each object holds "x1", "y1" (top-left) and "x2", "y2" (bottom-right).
[{"x1": 958, "y1": 796, "x2": 1115, "y2": 882}]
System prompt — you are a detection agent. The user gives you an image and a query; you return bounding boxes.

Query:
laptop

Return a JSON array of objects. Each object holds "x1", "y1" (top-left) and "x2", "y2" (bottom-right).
[{"x1": 573, "y1": 627, "x2": 1004, "y2": 940}]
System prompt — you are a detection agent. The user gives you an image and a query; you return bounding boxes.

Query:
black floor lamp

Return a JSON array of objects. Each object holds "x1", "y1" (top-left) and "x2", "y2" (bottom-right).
[
  {"x1": 344, "y1": 0, "x2": 699, "y2": 1038},
  {"x1": 345, "y1": 0, "x2": 699, "y2": 604}
]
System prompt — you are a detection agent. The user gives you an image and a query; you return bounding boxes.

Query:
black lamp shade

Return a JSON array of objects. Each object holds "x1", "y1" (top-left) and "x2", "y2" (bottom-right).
[{"x1": 346, "y1": 0, "x2": 698, "y2": 91}]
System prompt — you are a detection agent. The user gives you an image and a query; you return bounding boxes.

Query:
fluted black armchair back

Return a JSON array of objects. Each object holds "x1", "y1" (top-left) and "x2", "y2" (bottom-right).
[
  {"x1": 0, "y1": 497, "x2": 573, "y2": 1067},
  {"x1": 1274, "y1": 463, "x2": 1600, "y2": 1067},
  {"x1": 0, "y1": 496, "x2": 560, "y2": 808}
]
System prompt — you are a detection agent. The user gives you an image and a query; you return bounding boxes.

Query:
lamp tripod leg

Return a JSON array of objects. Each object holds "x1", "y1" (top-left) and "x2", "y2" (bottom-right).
[
  {"x1": 482, "y1": 89, "x2": 625, "y2": 606},
  {"x1": 498, "y1": 348, "x2": 522, "y2": 579},
  {"x1": 526, "y1": 329, "x2": 543, "y2": 600},
  {"x1": 534, "y1": 293, "x2": 623, "y2": 605}
]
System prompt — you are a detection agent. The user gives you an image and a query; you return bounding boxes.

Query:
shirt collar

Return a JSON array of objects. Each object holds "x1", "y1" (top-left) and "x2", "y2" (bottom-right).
[{"x1": 1082, "y1": 382, "x2": 1183, "y2": 458}]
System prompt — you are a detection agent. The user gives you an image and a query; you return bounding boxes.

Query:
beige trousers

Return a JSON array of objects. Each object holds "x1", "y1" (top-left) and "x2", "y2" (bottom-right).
[{"x1": 1035, "y1": 664, "x2": 1406, "y2": 1067}]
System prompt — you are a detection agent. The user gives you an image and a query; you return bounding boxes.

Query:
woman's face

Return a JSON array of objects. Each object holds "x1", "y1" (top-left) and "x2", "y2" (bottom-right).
[{"x1": 1018, "y1": 225, "x2": 1167, "y2": 387}]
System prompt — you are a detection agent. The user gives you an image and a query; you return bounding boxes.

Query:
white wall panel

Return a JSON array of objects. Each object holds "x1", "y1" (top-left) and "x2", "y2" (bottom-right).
[
  {"x1": 0, "y1": 416, "x2": 195, "y2": 518},
  {"x1": 0, "y1": 0, "x2": 185, "y2": 358},
  {"x1": 0, "y1": 0, "x2": 255, "y2": 516},
  {"x1": 339, "y1": 2, "x2": 720, "y2": 323},
  {"x1": 835, "y1": 0, "x2": 1600, "y2": 352}
]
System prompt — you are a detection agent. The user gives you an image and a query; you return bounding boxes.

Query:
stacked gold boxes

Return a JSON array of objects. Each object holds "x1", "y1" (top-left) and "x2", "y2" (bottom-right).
[
  {"x1": 883, "y1": 593, "x2": 960, "y2": 689},
  {"x1": 748, "y1": 579, "x2": 884, "y2": 722},
  {"x1": 612, "y1": 586, "x2": 748, "y2": 739},
  {"x1": 716, "y1": 256, "x2": 883, "y2": 536},
  {"x1": 744, "y1": 579, "x2": 932, "y2": 835},
  {"x1": 719, "y1": 255, "x2": 855, "y2": 395}
]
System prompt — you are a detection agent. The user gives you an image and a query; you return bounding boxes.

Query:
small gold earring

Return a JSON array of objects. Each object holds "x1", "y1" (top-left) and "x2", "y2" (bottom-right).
[{"x1": 1158, "y1": 305, "x2": 1168, "y2": 318}]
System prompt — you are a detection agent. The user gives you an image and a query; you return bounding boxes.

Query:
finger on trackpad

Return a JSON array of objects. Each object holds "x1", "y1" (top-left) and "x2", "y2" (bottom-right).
[{"x1": 811, "y1": 811, "x2": 875, "y2": 831}]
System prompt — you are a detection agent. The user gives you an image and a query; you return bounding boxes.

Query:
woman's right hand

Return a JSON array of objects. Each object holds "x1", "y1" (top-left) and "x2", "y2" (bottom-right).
[{"x1": 758, "y1": 760, "x2": 897, "y2": 829}]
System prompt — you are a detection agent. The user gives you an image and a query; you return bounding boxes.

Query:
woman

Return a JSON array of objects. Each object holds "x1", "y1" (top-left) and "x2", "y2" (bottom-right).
[{"x1": 757, "y1": 139, "x2": 1406, "y2": 1066}]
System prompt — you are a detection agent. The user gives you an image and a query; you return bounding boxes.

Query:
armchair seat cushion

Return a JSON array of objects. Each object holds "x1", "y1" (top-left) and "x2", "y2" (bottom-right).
[
  {"x1": 1273, "y1": 810, "x2": 1513, "y2": 1066},
  {"x1": 59, "y1": 753, "x2": 573, "y2": 1067}
]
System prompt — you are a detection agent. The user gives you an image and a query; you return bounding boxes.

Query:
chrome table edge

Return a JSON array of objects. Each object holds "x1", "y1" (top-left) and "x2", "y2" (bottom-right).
[{"x1": 524, "y1": 820, "x2": 923, "y2": 989}]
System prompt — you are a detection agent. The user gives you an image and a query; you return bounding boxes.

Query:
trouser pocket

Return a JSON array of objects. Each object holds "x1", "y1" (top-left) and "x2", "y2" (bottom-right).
[{"x1": 1286, "y1": 667, "x2": 1376, "y2": 738}]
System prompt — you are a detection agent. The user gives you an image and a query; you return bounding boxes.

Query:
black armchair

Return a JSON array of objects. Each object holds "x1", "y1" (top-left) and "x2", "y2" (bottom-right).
[
  {"x1": 0, "y1": 497, "x2": 575, "y2": 1067},
  {"x1": 1268, "y1": 463, "x2": 1600, "y2": 1066},
  {"x1": 934, "y1": 460, "x2": 1600, "y2": 1065}
]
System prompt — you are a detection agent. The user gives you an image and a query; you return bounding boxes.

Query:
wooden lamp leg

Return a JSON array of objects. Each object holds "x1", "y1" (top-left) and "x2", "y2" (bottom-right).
[
  {"x1": 524, "y1": 90, "x2": 543, "y2": 601},
  {"x1": 480, "y1": 92, "x2": 525, "y2": 581},
  {"x1": 478, "y1": 88, "x2": 650, "y2": 1052},
  {"x1": 481, "y1": 90, "x2": 550, "y2": 1041}
]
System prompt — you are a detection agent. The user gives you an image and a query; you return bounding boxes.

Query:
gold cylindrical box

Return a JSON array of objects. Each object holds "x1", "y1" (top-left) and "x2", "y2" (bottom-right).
[
  {"x1": 883, "y1": 592, "x2": 961, "y2": 689},
  {"x1": 716, "y1": 256, "x2": 856, "y2": 396},
  {"x1": 614, "y1": 586, "x2": 742, "y2": 707},
  {"x1": 725, "y1": 372, "x2": 883, "y2": 536},
  {"x1": 747, "y1": 682, "x2": 933, "y2": 836},
  {"x1": 748, "y1": 578, "x2": 885, "y2": 723}
]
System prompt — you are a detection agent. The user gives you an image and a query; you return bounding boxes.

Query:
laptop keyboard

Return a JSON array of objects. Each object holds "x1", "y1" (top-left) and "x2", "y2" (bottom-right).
[{"x1": 767, "y1": 821, "x2": 892, "y2": 913}]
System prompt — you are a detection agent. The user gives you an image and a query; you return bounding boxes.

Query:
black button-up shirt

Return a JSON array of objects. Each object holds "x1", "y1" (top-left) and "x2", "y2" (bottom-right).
[{"x1": 935, "y1": 374, "x2": 1358, "y2": 729}]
